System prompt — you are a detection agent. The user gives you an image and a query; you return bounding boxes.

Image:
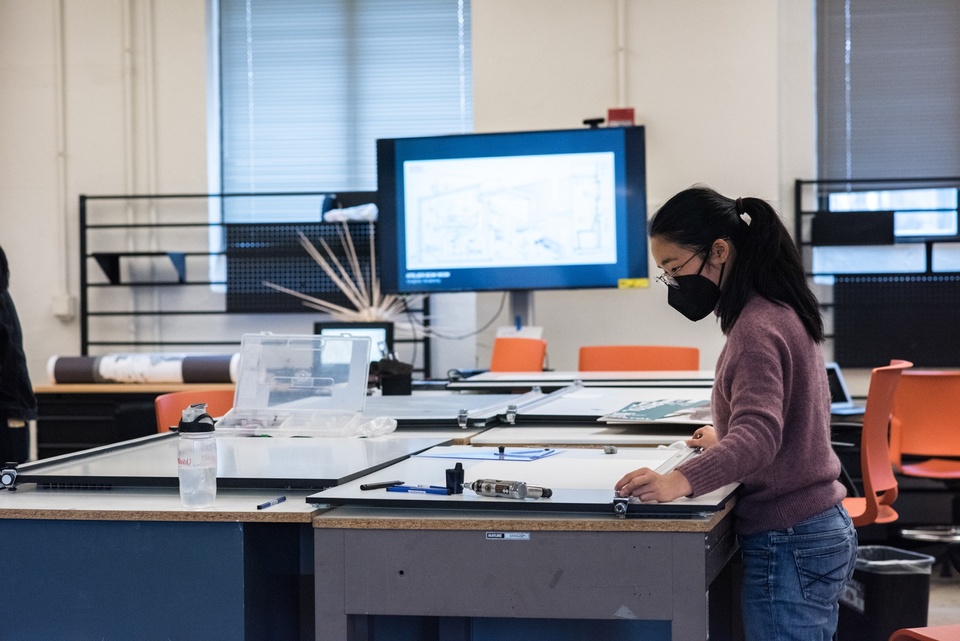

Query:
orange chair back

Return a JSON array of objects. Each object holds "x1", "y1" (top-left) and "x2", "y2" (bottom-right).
[
  {"x1": 889, "y1": 370, "x2": 960, "y2": 478},
  {"x1": 489, "y1": 337, "x2": 547, "y2": 372},
  {"x1": 578, "y1": 345, "x2": 699, "y2": 371},
  {"x1": 155, "y1": 388, "x2": 235, "y2": 433},
  {"x1": 841, "y1": 359, "x2": 912, "y2": 527},
  {"x1": 888, "y1": 623, "x2": 960, "y2": 641}
]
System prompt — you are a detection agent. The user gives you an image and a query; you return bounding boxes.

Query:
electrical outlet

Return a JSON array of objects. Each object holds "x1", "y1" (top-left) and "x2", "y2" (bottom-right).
[{"x1": 52, "y1": 294, "x2": 76, "y2": 321}]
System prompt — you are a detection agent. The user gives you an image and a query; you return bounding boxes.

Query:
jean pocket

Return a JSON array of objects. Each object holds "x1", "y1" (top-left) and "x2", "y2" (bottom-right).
[{"x1": 794, "y1": 539, "x2": 857, "y2": 606}]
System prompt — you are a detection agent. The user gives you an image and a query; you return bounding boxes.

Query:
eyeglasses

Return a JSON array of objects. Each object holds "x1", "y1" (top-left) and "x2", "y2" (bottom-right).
[{"x1": 656, "y1": 245, "x2": 709, "y2": 288}]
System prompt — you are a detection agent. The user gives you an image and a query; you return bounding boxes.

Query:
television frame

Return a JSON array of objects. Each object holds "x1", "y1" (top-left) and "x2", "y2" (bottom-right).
[{"x1": 376, "y1": 126, "x2": 647, "y2": 294}]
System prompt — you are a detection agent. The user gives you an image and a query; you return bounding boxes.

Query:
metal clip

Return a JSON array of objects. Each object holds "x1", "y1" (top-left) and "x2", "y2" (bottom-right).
[
  {"x1": 457, "y1": 409, "x2": 468, "y2": 429},
  {"x1": 613, "y1": 496, "x2": 630, "y2": 519},
  {"x1": 1, "y1": 462, "x2": 19, "y2": 491},
  {"x1": 505, "y1": 404, "x2": 517, "y2": 424}
]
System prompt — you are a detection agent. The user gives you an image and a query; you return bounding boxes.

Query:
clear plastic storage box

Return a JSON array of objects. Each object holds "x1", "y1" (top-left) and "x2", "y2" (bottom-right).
[{"x1": 217, "y1": 333, "x2": 393, "y2": 437}]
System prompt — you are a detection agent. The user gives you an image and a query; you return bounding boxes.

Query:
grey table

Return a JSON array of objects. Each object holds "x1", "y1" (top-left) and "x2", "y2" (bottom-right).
[
  {"x1": 314, "y1": 504, "x2": 738, "y2": 641},
  {"x1": 311, "y1": 446, "x2": 739, "y2": 641}
]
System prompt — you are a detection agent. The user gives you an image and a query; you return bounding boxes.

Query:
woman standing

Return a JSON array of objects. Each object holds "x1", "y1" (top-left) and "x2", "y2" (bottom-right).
[
  {"x1": 615, "y1": 186, "x2": 856, "y2": 640},
  {"x1": 0, "y1": 245, "x2": 37, "y2": 464}
]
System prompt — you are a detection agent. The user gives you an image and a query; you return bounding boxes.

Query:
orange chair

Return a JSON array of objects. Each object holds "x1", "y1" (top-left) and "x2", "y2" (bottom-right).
[
  {"x1": 889, "y1": 371, "x2": 960, "y2": 481},
  {"x1": 154, "y1": 387, "x2": 235, "y2": 432},
  {"x1": 889, "y1": 370, "x2": 960, "y2": 573},
  {"x1": 578, "y1": 345, "x2": 699, "y2": 371},
  {"x1": 841, "y1": 359, "x2": 912, "y2": 527},
  {"x1": 889, "y1": 624, "x2": 960, "y2": 641},
  {"x1": 489, "y1": 337, "x2": 547, "y2": 372}
]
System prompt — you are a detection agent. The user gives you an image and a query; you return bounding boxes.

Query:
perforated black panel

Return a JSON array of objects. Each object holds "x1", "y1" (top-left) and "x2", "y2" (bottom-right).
[
  {"x1": 225, "y1": 222, "x2": 376, "y2": 313},
  {"x1": 834, "y1": 274, "x2": 960, "y2": 367}
]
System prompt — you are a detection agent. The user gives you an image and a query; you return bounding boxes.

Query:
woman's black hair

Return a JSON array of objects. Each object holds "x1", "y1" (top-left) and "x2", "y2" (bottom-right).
[{"x1": 649, "y1": 185, "x2": 824, "y2": 342}]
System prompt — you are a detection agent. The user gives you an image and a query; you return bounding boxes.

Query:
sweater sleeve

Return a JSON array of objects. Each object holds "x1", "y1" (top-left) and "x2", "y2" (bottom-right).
[{"x1": 678, "y1": 347, "x2": 785, "y2": 496}]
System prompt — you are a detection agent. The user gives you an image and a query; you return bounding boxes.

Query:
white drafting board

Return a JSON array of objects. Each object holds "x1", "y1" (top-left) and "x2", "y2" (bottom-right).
[
  {"x1": 362, "y1": 392, "x2": 533, "y2": 427},
  {"x1": 309, "y1": 445, "x2": 738, "y2": 517},
  {"x1": 470, "y1": 425, "x2": 692, "y2": 447},
  {"x1": 14, "y1": 432, "x2": 449, "y2": 490},
  {"x1": 513, "y1": 385, "x2": 712, "y2": 424},
  {"x1": 447, "y1": 370, "x2": 715, "y2": 391}
]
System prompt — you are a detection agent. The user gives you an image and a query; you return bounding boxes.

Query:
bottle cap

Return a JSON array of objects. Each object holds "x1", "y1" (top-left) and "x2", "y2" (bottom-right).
[{"x1": 178, "y1": 403, "x2": 216, "y2": 432}]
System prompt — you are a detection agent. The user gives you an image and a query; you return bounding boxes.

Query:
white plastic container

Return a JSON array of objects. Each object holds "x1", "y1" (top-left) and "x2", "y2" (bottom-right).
[
  {"x1": 177, "y1": 403, "x2": 217, "y2": 508},
  {"x1": 216, "y1": 333, "x2": 388, "y2": 437}
]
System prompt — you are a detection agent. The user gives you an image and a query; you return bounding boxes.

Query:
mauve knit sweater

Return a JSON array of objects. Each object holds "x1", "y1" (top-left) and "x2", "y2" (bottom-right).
[{"x1": 677, "y1": 295, "x2": 846, "y2": 536}]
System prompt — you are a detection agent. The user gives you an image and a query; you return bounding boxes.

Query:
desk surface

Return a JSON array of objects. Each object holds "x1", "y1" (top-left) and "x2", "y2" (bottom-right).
[
  {"x1": 313, "y1": 501, "x2": 732, "y2": 532},
  {"x1": 0, "y1": 484, "x2": 322, "y2": 523}
]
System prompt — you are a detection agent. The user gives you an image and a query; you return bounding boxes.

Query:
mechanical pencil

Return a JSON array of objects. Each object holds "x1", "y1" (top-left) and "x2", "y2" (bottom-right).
[
  {"x1": 360, "y1": 480, "x2": 404, "y2": 490},
  {"x1": 256, "y1": 496, "x2": 286, "y2": 510},
  {"x1": 386, "y1": 485, "x2": 451, "y2": 496}
]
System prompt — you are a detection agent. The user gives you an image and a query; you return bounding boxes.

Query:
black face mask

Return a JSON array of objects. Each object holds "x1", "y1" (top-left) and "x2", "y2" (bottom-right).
[{"x1": 667, "y1": 263, "x2": 724, "y2": 322}]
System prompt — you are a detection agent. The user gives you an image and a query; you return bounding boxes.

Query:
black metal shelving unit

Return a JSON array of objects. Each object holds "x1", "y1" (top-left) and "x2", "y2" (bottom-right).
[
  {"x1": 794, "y1": 177, "x2": 960, "y2": 367},
  {"x1": 78, "y1": 191, "x2": 431, "y2": 377}
]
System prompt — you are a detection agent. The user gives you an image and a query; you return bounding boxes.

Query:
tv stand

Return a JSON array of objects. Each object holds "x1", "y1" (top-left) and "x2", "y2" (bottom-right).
[{"x1": 509, "y1": 290, "x2": 534, "y2": 328}]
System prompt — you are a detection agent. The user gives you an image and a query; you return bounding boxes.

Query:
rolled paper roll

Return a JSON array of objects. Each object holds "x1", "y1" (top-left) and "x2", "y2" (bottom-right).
[{"x1": 47, "y1": 353, "x2": 240, "y2": 384}]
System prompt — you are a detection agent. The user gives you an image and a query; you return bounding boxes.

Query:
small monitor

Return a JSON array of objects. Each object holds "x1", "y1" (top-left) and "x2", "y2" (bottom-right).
[{"x1": 314, "y1": 321, "x2": 394, "y2": 363}]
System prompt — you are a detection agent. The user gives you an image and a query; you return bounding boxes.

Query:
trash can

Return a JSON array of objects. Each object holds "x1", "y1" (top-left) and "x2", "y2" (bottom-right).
[{"x1": 837, "y1": 545, "x2": 935, "y2": 641}]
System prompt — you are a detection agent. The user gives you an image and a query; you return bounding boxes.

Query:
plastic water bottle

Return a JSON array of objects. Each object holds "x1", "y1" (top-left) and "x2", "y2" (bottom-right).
[{"x1": 177, "y1": 402, "x2": 217, "y2": 508}]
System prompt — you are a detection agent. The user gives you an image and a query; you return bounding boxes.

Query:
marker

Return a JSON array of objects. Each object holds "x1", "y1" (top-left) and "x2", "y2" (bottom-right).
[
  {"x1": 360, "y1": 480, "x2": 403, "y2": 491},
  {"x1": 386, "y1": 485, "x2": 451, "y2": 496},
  {"x1": 256, "y1": 496, "x2": 286, "y2": 510}
]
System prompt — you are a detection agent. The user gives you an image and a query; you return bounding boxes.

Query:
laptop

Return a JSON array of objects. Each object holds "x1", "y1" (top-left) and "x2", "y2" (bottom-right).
[{"x1": 826, "y1": 362, "x2": 866, "y2": 415}]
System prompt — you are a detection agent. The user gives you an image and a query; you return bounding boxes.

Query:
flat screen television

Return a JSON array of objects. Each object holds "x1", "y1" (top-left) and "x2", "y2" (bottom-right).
[{"x1": 376, "y1": 126, "x2": 647, "y2": 294}]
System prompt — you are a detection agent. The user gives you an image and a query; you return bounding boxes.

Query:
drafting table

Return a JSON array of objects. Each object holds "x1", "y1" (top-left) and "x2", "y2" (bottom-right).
[
  {"x1": 312, "y1": 446, "x2": 739, "y2": 641},
  {"x1": 0, "y1": 484, "x2": 322, "y2": 640},
  {"x1": 0, "y1": 431, "x2": 454, "y2": 641},
  {"x1": 447, "y1": 369, "x2": 715, "y2": 391}
]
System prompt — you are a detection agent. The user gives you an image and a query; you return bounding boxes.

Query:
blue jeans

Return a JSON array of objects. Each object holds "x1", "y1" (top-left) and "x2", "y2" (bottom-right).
[{"x1": 739, "y1": 504, "x2": 858, "y2": 641}]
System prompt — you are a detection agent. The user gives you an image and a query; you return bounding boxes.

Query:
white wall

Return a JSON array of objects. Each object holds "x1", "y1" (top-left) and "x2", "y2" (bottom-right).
[
  {"x1": 471, "y1": 0, "x2": 816, "y2": 371},
  {"x1": 0, "y1": 0, "x2": 817, "y2": 387}
]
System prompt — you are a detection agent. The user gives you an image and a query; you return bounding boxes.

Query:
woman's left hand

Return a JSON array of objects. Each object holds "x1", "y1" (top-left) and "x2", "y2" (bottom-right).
[{"x1": 614, "y1": 468, "x2": 693, "y2": 503}]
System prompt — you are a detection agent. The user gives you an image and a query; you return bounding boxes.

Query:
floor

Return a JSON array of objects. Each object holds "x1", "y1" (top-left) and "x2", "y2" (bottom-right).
[{"x1": 928, "y1": 570, "x2": 960, "y2": 626}]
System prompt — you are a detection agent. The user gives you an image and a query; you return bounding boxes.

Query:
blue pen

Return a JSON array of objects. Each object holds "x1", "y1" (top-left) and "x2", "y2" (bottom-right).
[
  {"x1": 386, "y1": 485, "x2": 450, "y2": 496},
  {"x1": 256, "y1": 496, "x2": 286, "y2": 510}
]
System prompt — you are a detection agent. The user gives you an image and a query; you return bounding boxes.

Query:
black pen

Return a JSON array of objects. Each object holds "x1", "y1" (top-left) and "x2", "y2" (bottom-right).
[
  {"x1": 360, "y1": 480, "x2": 404, "y2": 491},
  {"x1": 256, "y1": 496, "x2": 286, "y2": 510}
]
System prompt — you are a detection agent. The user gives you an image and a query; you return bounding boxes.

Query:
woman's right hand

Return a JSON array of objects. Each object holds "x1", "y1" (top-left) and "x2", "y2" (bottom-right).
[{"x1": 686, "y1": 425, "x2": 717, "y2": 449}]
